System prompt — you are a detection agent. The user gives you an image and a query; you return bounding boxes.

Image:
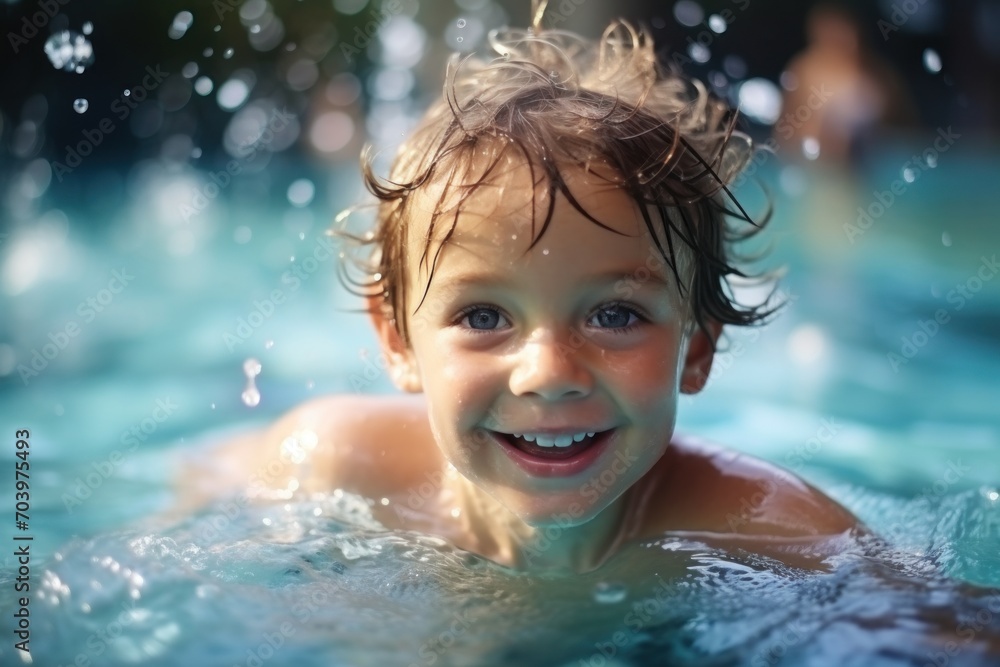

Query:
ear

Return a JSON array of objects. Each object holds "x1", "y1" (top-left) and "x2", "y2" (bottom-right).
[
  {"x1": 367, "y1": 296, "x2": 423, "y2": 393},
  {"x1": 680, "y1": 319, "x2": 723, "y2": 395}
]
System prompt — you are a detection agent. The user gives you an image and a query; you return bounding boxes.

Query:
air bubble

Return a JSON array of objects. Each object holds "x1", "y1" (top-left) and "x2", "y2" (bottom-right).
[
  {"x1": 457, "y1": 18, "x2": 467, "y2": 28},
  {"x1": 73, "y1": 98, "x2": 89, "y2": 114},
  {"x1": 457, "y1": 37, "x2": 463, "y2": 43}
]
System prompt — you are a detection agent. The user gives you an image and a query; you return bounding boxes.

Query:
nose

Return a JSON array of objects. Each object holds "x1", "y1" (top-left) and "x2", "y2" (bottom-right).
[{"x1": 508, "y1": 331, "x2": 594, "y2": 400}]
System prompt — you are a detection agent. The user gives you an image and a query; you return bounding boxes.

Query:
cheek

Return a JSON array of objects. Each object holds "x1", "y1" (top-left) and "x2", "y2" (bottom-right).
[{"x1": 603, "y1": 339, "x2": 682, "y2": 412}]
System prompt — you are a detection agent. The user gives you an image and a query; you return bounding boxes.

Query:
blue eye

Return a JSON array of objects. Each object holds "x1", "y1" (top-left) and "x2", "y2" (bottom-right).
[
  {"x1": 460, "y1": 306, "x2": 507, "y2": 331},
  {"x1": 590, "y1": 304, "x2": 641, "y2": 330}
]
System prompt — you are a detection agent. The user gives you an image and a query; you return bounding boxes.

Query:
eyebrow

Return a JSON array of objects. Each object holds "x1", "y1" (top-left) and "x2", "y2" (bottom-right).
[{"x1": 432, "y1": 269, "x2": 675, "y2": 295}]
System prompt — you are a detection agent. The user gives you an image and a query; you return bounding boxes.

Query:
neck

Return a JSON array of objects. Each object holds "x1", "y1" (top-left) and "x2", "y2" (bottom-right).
[{"x1": 441, "y1": 468, "x2": 636, "y2": 573}]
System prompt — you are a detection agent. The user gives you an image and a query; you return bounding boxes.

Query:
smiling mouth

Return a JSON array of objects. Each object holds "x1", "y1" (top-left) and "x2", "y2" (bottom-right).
[{"x1": 493, "y1": 431, "x2": 605, "y2": 460}]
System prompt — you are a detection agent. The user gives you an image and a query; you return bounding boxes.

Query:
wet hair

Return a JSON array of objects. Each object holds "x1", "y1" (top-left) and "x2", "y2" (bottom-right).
[{"x1": 336, "y1": 17, "x2": 776, "y2": 350}]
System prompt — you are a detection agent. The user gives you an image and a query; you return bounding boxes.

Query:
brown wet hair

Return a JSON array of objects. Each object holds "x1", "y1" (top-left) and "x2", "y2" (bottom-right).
[{"x1": 335, "y1": 18, "x2": 777, "y2": 350}]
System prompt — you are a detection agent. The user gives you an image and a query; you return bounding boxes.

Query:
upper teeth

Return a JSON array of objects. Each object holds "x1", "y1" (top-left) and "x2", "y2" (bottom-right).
[{"x1": 512, "y1": 432, "x2": 596, "y2": 447}]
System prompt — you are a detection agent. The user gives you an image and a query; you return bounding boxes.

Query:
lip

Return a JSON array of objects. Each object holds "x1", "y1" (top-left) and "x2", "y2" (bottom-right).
[{"x1": 487, "y1": 428, "x2": 616, "y2": 478}]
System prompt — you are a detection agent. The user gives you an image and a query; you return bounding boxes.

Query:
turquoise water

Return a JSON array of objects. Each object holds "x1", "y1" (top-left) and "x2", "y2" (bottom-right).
[{"x1": 1, "y1": 150, "x2": 999, "y2": 665}]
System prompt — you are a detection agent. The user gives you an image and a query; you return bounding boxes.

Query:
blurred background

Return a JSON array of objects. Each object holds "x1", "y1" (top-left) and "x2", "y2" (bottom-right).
[{"x1": 1, "y1": 0, "x2": 999, "y2": 570}]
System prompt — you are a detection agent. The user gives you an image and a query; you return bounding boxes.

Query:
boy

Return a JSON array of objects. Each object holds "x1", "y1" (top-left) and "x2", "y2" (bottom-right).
[{"x1": 200, "y1": 19, "x2": 860, "y2": 573}]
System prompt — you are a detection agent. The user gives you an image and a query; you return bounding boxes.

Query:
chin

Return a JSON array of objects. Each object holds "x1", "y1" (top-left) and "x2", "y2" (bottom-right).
[{"x1": 494, "y1": 486, "x2": 613, "y2": 528}]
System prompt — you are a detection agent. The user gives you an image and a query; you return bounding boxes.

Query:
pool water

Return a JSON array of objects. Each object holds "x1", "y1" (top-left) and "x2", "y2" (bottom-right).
[{"x1": 1, "y1": 150, "x2": 999, "y2": 665}]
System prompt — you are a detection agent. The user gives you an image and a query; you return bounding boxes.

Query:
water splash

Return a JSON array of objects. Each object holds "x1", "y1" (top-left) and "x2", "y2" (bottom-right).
[
  {"x1": 241, "y1": 358, "x2": 262, "y2": 407},
  {"x1": 44, "y1": 31, "x2": 95, "y2": 73},
  {"x1": 73, "y1": 98, "x2": 89, "y2": 114}
]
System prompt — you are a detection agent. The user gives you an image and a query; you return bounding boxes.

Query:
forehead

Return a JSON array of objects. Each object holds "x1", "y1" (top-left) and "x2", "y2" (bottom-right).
[{"x1": 404, "y1": 152, "x2": 671, "y2": 272}]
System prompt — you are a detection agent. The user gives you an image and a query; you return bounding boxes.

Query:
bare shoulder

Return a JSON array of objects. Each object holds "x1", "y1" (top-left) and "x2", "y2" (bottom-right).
[
  {"x1": 179, "y1": 394, "x2": 441, "y2": 509},
  {"x1": 642, "y1": 434, "x2": 861, "y2": 539}
]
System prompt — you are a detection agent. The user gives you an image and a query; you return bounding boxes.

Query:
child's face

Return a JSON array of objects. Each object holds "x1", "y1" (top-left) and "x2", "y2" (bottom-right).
[{"x1": 375, "y1": 157, "x2": 718, "y2": 526}]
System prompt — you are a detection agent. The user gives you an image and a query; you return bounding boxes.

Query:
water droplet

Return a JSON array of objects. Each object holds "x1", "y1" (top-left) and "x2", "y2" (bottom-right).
[
  {"x1": 457, "y1": 18, "x2": 467, "y2": 28},
  {"x1": 44, "y1": 30, "x2": 95, "y2": 73},
  {"x1": 902, "y1": 167, "x2": 916, "y2": 183},
  {"x1": 123, "y1": 89, "x2": 130, "y2": 97},
  {"x1": 82, "y1": 21, "x2": 94, "y2": 35},
  {"x1": 511, "y1": 234, "x2": 517, "y2": 240},
  {"x1": 250, "y1": 24, "x2": 261, "y2": 34},
  {"x1": 925, "y1": 153, "x2": 938, "y2": 168},
  {"x1": 592, "y1": 581, "x2": 627, "y2": 604},
  {"x1": 203, "y1": 47, "x2": 214, "y2": 57},
  {"x1": 802, "y1": 137, "x2": 820, "y2": 160},
  {"x1": 168, "y1": 11, "x2": 194, "y2": 40},
  {"x1": 988, "y1": 490, "x2": 999, "y2": 502},
  {"x1": 306, "y1": 380, "x2": 315, "y2": 390},
  {"x1": 542, "y1": 248, "x2": 550, "y2": 255},
  {"x1": 242, "y1": 358, "x2": 262, "y2": 407},
  {"x1": 191, "y1": 146, "x2": 202, "y2": 158},
  {"x1": 923, "y1": 48, "x2": 942, "y2": 74},
  {"x1": 708, "y1": 14, "x2": 727, "y2": 33},
  {"x1": 501, "y1": 52, "x2": 510, "y2": 61},
  {"x1": 210, "y1": 403, "x2": 216, "y2": 410},
  {"x1": 223, "y1": 47, "x2": 235, "y2": 59},
  {"x1": 456, "y1": 36, "x2": 463, "y2": 43},
  {"x1": 941, "y1": 232, "x2": 952, "y2": 247},
  {"x1": 73, "y1": 98, "x2": 89, "y2": 114},
  {"x1": 265, "y1": 340, "x2": 274, "y2": 349},
  {"x1": 214, "y1": 24, "x2": 222, "y2": 32}
]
